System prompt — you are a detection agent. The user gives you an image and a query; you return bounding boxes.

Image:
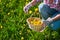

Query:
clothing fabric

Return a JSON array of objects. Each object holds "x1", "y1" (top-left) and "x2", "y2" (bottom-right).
[
  {"x1": 36, "y1": 0, "x2": 60, "y2": 10},
  {"x1": 38, "y1": 3, "x2": 60, "y2": 30}
]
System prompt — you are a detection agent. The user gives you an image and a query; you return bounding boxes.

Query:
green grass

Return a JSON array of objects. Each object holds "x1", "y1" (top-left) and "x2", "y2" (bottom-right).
[{"x1": 0, "y1": 0, "x2": 60, "y2": 40}]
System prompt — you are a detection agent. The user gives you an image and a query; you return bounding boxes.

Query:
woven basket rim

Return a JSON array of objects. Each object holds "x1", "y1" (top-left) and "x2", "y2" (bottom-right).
[{"x1": 26, "y1": 17, "x2": 45, "y2": 32}]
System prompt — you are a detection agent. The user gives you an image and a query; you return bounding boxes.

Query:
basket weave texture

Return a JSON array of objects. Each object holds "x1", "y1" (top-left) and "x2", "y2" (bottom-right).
[{"x1": 27, "y1": 17, "x2": 44, "y2": 32}]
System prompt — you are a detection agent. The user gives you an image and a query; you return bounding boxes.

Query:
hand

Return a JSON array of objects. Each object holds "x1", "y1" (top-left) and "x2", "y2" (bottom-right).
[
  {"x1": 23, "y1": 2, "x2": 32, "y2": 13},
  {"x1": 46, "y1": 17, "x2": 54, "y2": 24},
  {"x1": 42, "y1": 17, "x2": 53, "y2": 27},
  {"x1": 24, "y1": 5, "x2": 29, "y2": 13},
  {"x1": 40, "y1": 17, "x2": 53, "y2": 32}
]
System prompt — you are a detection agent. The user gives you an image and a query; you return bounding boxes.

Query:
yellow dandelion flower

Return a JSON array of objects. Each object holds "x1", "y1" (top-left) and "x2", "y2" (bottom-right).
[
  {"x1": 1, "y1": 26, "x2": 3, "y2": 28},
  {"x1": 31, "y1": 19, "x2": 43, "y2": 26},
  {"x1": 19, "y1": 31, "x2": 22, "y2": 35},
  {"x1": 26, "y1": 2, "x2": 28, "y2": 5},
  {"x1": 35, "y1": 8, "x2": 38, "y2": 12},
  {"x1": 8, "y1": 12, "x2": 10, "y2": 15},
  {"x1": 21, "y1": 37, "x2": 24, "y2": 40},
  {"x1": 0, "y1": 0, "x2": 1, "y2": 2},
  {"x1": 26, "y1": 0, "x2": 28, "y2": 1},
  {"x1": 31, "y1": 21, "x2": 33, "y2": 24},
  {"x1": 29, "y1": 10, "x2": 32, "y2": 14},
  {"x1": 20, "y1": 33, "x2": 21, "y2": 34},
  {"x1": 33, "y1": 21, "x2": 39, "y2": 25}
]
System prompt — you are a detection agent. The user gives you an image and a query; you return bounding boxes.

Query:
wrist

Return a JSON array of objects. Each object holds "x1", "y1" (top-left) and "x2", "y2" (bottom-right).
[{"x1": 51, "y1": 17, "x2": 57, "y2": 22}]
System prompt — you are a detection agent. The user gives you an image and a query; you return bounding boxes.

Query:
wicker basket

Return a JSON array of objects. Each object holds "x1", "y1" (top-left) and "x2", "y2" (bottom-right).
[{"x1": 26, "y1": 17, "x2": 45, "y2": 32}]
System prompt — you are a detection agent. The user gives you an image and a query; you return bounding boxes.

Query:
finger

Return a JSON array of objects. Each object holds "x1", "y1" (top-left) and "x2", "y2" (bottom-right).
[
  {"x1": 26, "y1": 9, "x2": 29, "y2": 13},
  {"x1": 24, "y1": 7, "x2": 28, "y2": 13}
]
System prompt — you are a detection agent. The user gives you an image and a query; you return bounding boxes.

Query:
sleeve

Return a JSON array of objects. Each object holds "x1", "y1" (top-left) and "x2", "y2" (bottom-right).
[
  {"x1": 56, "y1": 0, "x2": 60, "y2": 4},
  {"x1": 36, "y1": 0, "x2": 43, "y2": 2},
  {"x1": 58, "y1": 0, "x2": 60, "y2": 4}
]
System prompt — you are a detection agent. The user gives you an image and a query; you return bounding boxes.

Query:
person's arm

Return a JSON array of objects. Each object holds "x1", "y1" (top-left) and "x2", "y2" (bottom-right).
[
  {"x1": 24, "y1": 0, "x2": 41, "y2": 13},
  {"x1": 26, "y1": 0, "x2": 41, "y2": 7},
  {"x1": 42, "y1": 14, "x2": 60, "y2": 28},
  {"x1": 31, "y1": 0, "x2": 41, "y2": 6},
  {"x1": 52, "y1": 14, "x2": 60, "y2": 21},
  {"x1": 46, "y1": 14, "x2": 60, "y2": 22}
]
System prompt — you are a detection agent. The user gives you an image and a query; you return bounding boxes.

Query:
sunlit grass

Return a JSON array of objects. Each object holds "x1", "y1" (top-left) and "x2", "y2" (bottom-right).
[{"x1": 0, "y1": 0, "x2": 60, "y2": 40}]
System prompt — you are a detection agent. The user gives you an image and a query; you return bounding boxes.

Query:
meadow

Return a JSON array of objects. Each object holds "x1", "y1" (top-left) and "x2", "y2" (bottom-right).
[{"x1": 0, "y1": 0, "x2": 60, "y2": 40}]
